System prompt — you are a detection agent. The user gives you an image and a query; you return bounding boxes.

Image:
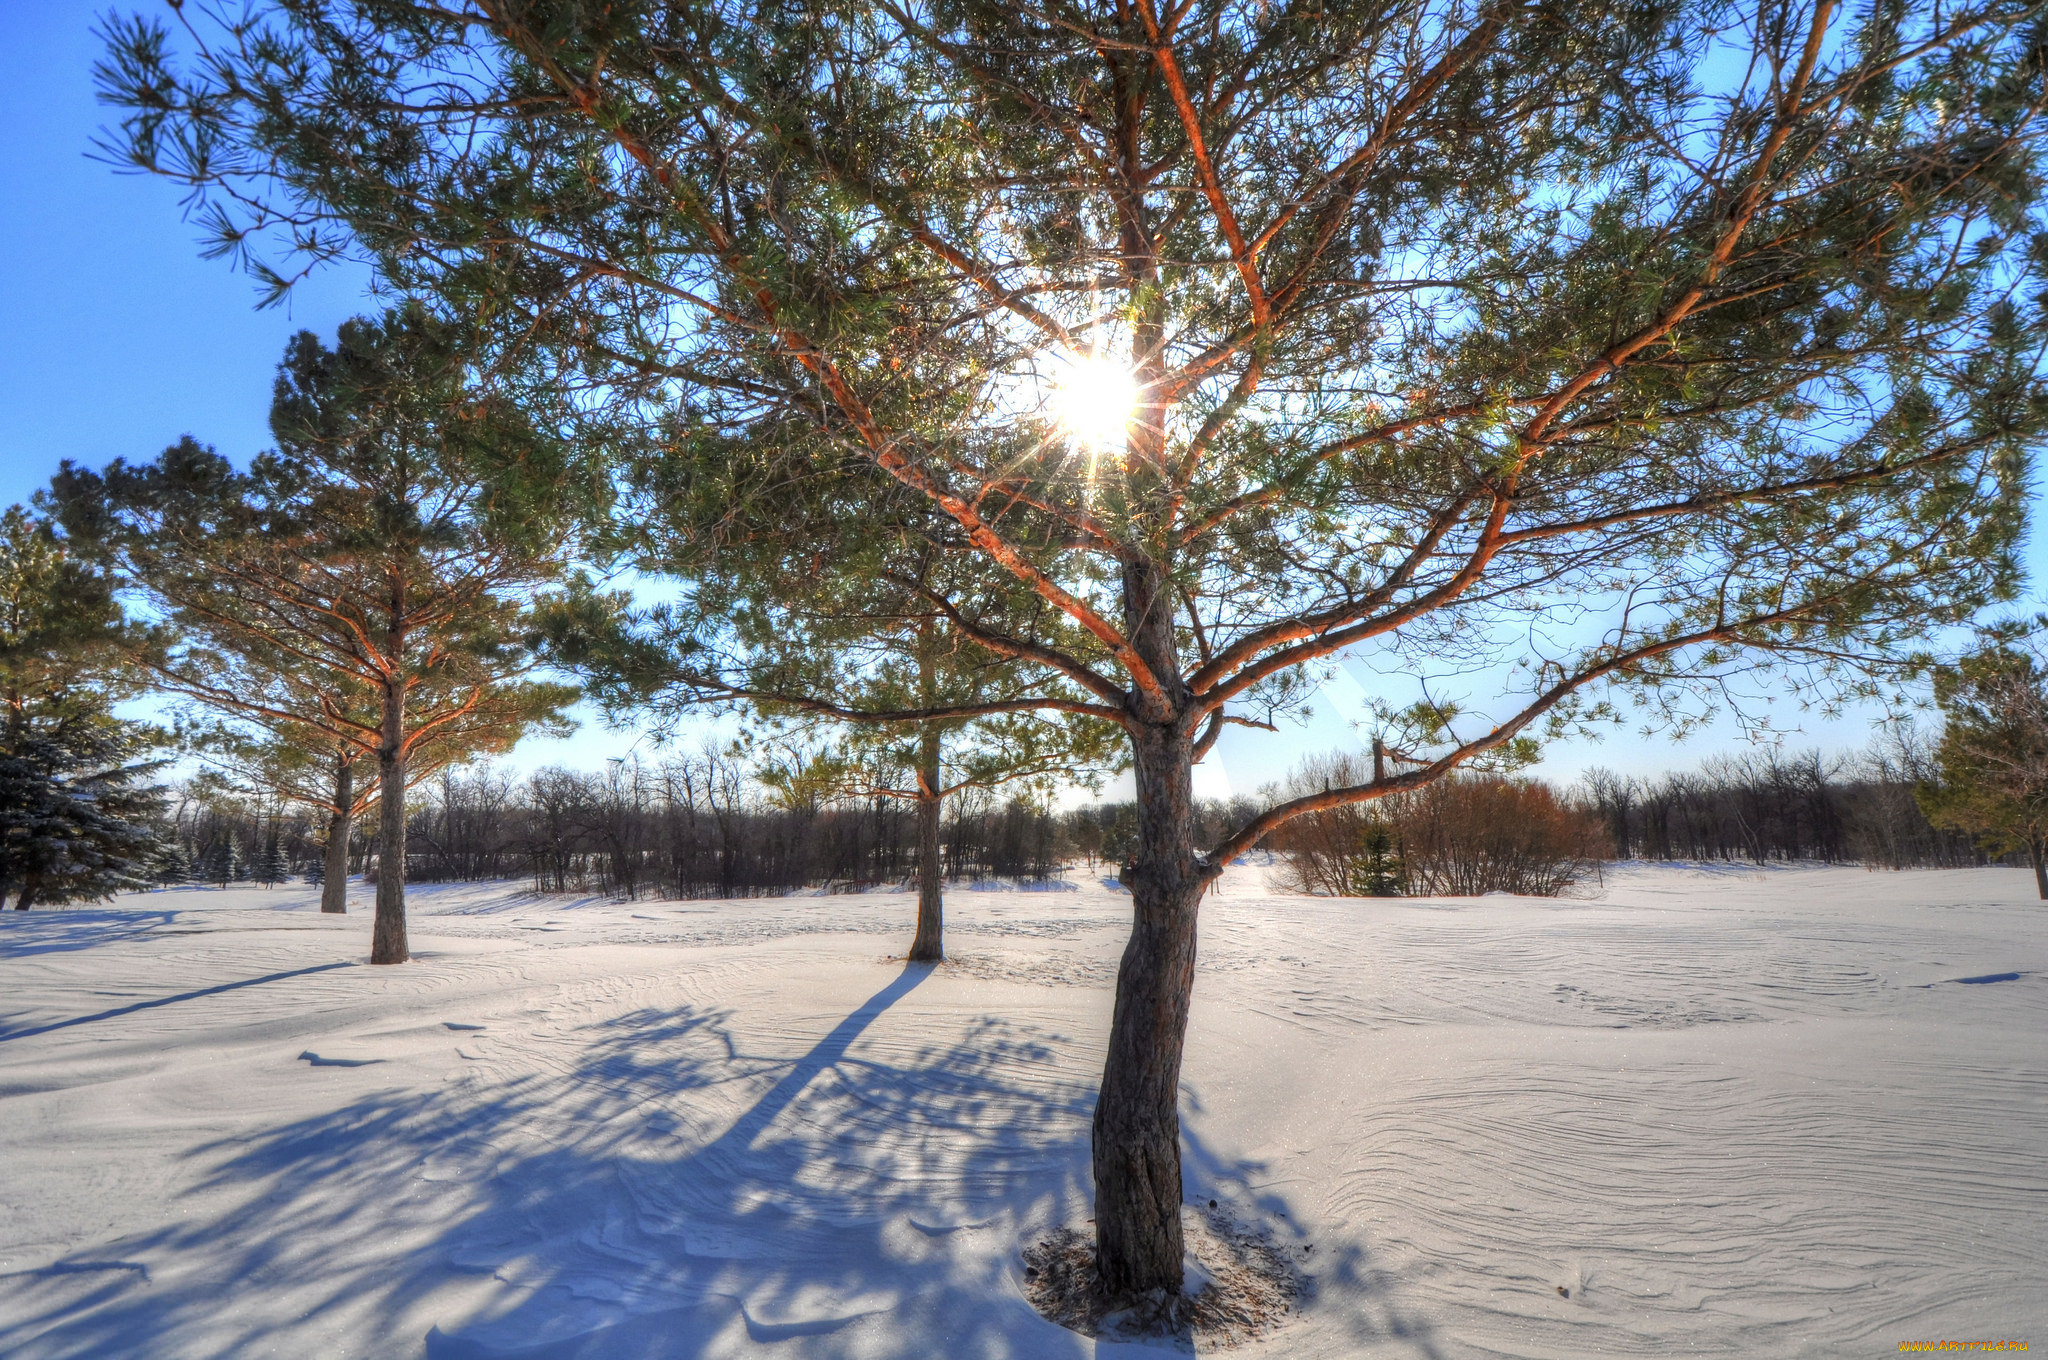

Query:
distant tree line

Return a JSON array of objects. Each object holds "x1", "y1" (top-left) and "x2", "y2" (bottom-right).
[
  {"x1": 1581, "y1": 733, "x2": 1996, "y2": 870},
  {"x1": 1268, "y1": 727, "x2": 2029, "y2": 901},
  {"x1": 144, "y1": 755, "x2": 1080, "y2": 900},
  {"x1": 137, "y1": 722, "x2": 2032, "y2": 906},
  {"x1": 137, "y1": 754, "x2": 1282, "y2": 901},
  {"x1": 406, "y1": 756, "x2": 1072, "y2": 898}
]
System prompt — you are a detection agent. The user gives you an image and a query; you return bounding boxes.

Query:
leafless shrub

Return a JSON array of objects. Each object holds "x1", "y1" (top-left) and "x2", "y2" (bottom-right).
[
  {"x1": 1273, "y1": 753, "x2": 1607, "y2": 898},
  {"x1": 1397, "y1": 776, "x2": 1609, "y2": 897}
]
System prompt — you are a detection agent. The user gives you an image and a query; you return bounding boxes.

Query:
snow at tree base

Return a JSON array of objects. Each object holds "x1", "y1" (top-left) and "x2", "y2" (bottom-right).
[{"x1": 1, "y1": 861, "x2": 2041, "y2": 1357}]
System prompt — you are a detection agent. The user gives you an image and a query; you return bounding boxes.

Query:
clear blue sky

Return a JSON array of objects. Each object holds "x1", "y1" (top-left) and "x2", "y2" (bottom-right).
[
  {"x1": 0, "y1": 5, "x2": 375, "y2": 507},
  {"x1": 5, "y1": 2, "x2": 2042, "y2": 798}
]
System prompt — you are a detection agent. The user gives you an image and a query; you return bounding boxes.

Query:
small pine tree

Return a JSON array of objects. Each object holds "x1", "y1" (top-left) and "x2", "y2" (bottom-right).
[
  {"x1": 153, "y1": 842, "x2": 192, "y2": 889},
  {"x1": 301, "y1": 853, "x2": 325, "y2": 889},
  {"x1": 251, "y1": 826, "x2": 287, "y2": 888},
  {"x1": 1101, "y1": 806, "x2": 1139, "y2": 876},
  {"x1": 200, "y1": 836, "x2": 240, "y2": 889},
  {"x1": 1348, "y1": 819, "x2": 1405, "y2": 898}
]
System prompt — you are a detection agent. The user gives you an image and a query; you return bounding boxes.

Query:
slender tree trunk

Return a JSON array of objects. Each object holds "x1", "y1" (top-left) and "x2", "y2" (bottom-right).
[
  {"x1": 13, "y1": 885, "x2": 31, "y2": 910},
  {"x1": 909, "y1": 725, "x2": 944, "y2": 962},
  {"x1": 1093, "y1": 553, "x2": 1203, "y2": 1307},
  {"x1": 370, "y1": 682, "x2": 409, "y2": 964},
  {"x1": 322, "y1": 755, "x2": 354, "y2": 914},
  {"x1": 2032, "y1": 835, "x2": 2046, "y2": 900}
]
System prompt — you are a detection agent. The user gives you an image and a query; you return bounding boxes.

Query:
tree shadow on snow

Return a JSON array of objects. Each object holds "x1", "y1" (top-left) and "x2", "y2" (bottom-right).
[
  {"x1": 0, "y1": 961, "x2": 1431, "y2": 1358},
  {"x1": 0, "y1": 907, "x2": 181, "y2": 960},
  {"x1": 0, "y1": 961, "x2": 356, "y2": 1043},
  {"x1": 0, "y1": 965, "x2": 1132, "y2": 1356}
]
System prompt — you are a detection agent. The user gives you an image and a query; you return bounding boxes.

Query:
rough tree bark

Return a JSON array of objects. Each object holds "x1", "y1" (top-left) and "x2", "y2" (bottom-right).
[
  {"x1": 909, "y1": 724, "x2": 944, "y2": 962},
  {"x1": 1092, "y1": 552, "x2": 1204, "y2": 1303},
  {"x1": 321, "y1": 753, "x2": 354, "y2": 915},
  {"x1": 370, "y1": 677, "x2": 409, "y2": 964}
]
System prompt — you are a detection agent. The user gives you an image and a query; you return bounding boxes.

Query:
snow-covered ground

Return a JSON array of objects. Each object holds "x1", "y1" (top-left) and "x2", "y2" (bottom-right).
[{"x1": 1, "y1": 863, "x2": 2042, "y2": 1358}]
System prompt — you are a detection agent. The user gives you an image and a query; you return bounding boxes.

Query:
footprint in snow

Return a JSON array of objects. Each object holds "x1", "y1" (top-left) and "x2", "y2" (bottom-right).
[{"x1": 442, "y1": 1022, "x2": 485, "y2": 1031}]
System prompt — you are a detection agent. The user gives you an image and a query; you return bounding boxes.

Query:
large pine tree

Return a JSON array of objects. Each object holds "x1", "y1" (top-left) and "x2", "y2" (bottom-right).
[
  {"x1": 101, "y1": 0, "x2": 2048, "y2": 1309},
  {"x1": 54, "y1": 310, "x2": 586, "y2": 961}
]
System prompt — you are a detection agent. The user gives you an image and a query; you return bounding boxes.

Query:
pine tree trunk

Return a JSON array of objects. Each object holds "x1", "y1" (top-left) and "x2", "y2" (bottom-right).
[
  {"x1": 370, "y1": 684, "x2": 409, "y2": 964},
  {"x1": 1093, "y1": 720, "x2": 1202, "y2": 1303},
  {"x1": 909, "y1": 726, "x2": 944, "y2": 962},
  {"x1": 1093, "y1": 549, "x2": 1202, "y2": 1307},
  {"x1": 322, "y1": 756, "x2": 353, "y2": 915},
  {"x1": 13, "y1": 885, "x2": 31, "y2": 910}
]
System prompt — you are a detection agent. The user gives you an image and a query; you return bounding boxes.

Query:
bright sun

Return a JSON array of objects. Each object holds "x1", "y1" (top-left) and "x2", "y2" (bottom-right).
[{"x1": 1051, "y1": 353, "x2": 1140, "y2": 453}]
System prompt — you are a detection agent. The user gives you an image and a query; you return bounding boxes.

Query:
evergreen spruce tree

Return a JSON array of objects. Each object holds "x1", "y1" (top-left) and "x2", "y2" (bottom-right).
[
  {"x1": 102, "y1": 0, "x2": 2048, "y2": 1309},
  {"x1": 0, "y1": 507, "x2": 164, "y2": 910},
  {"x1": 200, "y1": 836, "x2": 241, "y2": 889},
  {"x1": 153, "y1": 841, "x2": 191, "y2": 889},
  {"x1": 1350, "y1": 820, "x2": 1406, "y2": 898},
  {"x1": 252, "y1": 823, "x2": 288, "y2": 888},
  {"x1": 183, "y1": 841, "x2": 210, "y2": 888},
  {"x1": 0, "y1": 722, "x2": 167, "y2": 909}
]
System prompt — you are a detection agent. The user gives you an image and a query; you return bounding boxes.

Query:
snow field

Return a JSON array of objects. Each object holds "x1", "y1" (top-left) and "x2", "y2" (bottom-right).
[{"x1": 0, "y1": 864, "x2": 2043, "y2": 1357}]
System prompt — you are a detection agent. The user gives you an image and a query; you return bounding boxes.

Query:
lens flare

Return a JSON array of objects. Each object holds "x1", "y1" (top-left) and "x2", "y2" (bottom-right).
[{"x1": 1051, "y1": 353, "x2": 1139, "y2": 453}]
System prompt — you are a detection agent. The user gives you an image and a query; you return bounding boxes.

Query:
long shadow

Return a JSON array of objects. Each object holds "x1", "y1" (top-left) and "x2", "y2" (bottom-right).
[
  {"x1": 0, "y1": 908, "x2": 180, "y2": 960},
  {"x1": 710, "y1": 963, "x2": 931, "y2": 1154},
  {"x1": 0, "y1": 958, "x2": 1432, "y2": 1359},
  {"x1": 0, "y1": 962, "x2": 356, "y2": 1043},
  {"x1": 0, "y1": 960, "x2": 1100, "y2": 1358}
]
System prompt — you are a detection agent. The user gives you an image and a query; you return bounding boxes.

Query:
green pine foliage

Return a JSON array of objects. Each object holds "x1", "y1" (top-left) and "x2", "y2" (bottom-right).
[
  {"x1": 0, "y1": 507, "x2": 165, "y2": 910},
  {"x1": 152, "y1": 841, "x2": 192, "y2": 889},
  {"x1": 1349, "y1": 820, "x2": 1406, "y2": 898},
  {"x1": 95, "y1": 0, "x2": 2048, "y2": 1300},
  {"x1": 252, "y1": 825, "x2": 289, "y2": 888},
  {"x1": 1919, "y1": 638, "x2": 2048, "y2": 897},
  {"x1": 199, "y1": 836, "x2": 241, "y2": 889}
]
